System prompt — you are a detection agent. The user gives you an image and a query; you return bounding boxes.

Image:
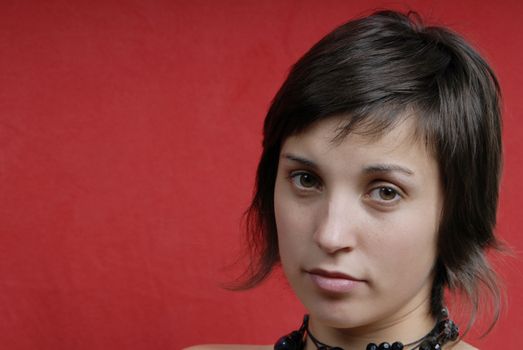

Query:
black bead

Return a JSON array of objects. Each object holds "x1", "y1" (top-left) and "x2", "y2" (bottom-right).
[
  {"x1": 274, "y1": 331, "x2": 303, "y2": 350},
  {"x1": 433, "y1": 343, "x2": 442, "y2": 350},
  {"x1": 391, "y1": 341, "x2": 404, "y2": 350},
  {"x1": 449, "y1": 322, "x2": 459, "y2": 341},
  {"x1": 437, "y1": 320, "x2": 447, "y2": 333},
  {"x1": 274, "y1": 336, "x2": 292, "y2": 350},
  {"x1": 366, "y1": 343, "x2": 378, "y2": 350},
  {"x1": 419, "y1": 340, "x2": 432, "y2": 350},
  {"x1": 378, "y1": 342, "x2": 391, "y2": 350}
]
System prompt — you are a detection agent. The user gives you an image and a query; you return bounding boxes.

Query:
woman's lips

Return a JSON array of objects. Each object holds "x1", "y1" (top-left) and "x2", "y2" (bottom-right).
[{"x1": 307, "y1": 268, "x2": 364, "y2": 293}]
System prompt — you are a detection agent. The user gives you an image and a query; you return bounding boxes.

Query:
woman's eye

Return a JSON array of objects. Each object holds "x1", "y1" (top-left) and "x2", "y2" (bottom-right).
[
  {"x1": 289, "y1": 172, "x2": 321, "y2": 190},
  {"x1": 368, "y1": 186, "x2": 401, "y2": 202}
]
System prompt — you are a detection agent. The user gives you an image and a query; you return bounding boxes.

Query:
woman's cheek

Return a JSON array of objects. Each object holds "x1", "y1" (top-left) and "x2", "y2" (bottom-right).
[
  {"x1": 276, "y1": 196, "x2": 316, "y2": 268},
  {"x1": 370, "y1": 220, "x2": 437, "y2": 289}
]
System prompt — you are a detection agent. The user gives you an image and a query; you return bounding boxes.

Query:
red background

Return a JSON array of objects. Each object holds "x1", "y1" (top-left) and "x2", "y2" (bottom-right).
[{"x1": 1, "y1": 1, "x2": 521, "y2": 349}]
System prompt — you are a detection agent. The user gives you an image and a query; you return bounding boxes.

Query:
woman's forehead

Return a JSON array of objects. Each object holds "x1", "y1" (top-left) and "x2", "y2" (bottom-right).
[{"x1": 282, "y1": 115, "x2": 426, "y2": 154}]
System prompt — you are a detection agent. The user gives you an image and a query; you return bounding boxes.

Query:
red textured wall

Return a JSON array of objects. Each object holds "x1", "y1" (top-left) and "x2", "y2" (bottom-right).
[{"x1": 1, "y1": 1, "x2": 521, "y2": 349}]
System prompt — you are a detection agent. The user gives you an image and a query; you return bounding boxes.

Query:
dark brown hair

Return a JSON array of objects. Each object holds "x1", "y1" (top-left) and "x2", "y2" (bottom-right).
[{"x1": 234, "y1": 10, "x2": 502, "y2": 332}]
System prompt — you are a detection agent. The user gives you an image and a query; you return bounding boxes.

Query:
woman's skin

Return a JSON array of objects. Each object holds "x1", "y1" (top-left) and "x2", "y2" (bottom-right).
[{"x1": 186, "y1": 116, "x2": 476, "y2": 350}]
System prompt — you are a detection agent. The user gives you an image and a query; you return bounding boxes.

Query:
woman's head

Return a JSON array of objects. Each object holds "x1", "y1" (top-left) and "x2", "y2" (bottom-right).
[
  {"x1": 239, "y1": 10, "x2": 502, "y2": 329},
  {"x1": 274, "y1": 115, "x2": 444, "y2": 328}
]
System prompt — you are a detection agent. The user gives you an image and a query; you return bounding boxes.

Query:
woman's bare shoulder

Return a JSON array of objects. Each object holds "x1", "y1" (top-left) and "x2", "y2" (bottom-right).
[
  {"x1": 446, "y1": 340, "x2": 478, "y2": 350},
  {"x1": 184, "y1": 345, "x2": 272, "y2": 350}
]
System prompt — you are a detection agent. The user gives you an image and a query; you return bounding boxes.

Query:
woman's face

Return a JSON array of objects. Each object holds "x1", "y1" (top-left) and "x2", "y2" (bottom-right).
[{"x1": 274, "y1": 116, "x2": 443, "y2": 329}]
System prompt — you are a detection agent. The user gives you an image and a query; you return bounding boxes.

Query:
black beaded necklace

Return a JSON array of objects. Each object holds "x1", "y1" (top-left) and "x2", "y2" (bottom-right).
[{"x1": 274, "y1": 309, "x2": 459, "y2": 350}]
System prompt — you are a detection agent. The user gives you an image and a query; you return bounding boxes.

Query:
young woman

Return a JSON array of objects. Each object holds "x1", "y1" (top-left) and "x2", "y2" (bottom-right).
[{"x1": 189, "y1": 9, "x2": 502, "y2": 350}]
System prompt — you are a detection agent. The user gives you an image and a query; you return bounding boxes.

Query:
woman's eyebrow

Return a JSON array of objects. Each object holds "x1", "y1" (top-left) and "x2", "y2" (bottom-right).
[
  {"x1": 282, "y1": 154, "x2": 413, "y2": 176},
  {"x1": 281, "y1": 153, "x2": 319, "y2": 170},
  {"x1": 363, "y1": 164, "x2": 414, "y2": 176}
]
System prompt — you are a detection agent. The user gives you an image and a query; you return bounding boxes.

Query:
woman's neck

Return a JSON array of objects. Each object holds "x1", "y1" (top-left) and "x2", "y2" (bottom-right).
[{"x1": 305, "y1": 301, "x2": 435, "y2": 350}]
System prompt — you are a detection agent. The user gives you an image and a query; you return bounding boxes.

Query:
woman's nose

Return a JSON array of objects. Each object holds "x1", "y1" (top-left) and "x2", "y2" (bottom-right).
[{"x1": 312, "y1": 196, "x2": 359, "y2": 254}]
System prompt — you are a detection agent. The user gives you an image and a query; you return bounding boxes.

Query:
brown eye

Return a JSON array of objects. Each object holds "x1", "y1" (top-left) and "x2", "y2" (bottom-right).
[
  {"x1": 290, "y1": 172, "x2": 320, "y2": 189},
  {"x1": 368, "y1": 186, "x2": 400, "y2": 202},
  {"x1": 379, "y1": 187, "x2": 397, "y2": 200}
]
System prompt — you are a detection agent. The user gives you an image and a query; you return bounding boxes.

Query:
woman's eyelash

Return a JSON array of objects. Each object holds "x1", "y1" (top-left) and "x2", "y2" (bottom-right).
[
  {"x1": 366, "y1": 185, "x2": 404, "y2": 204},
  {"x1": 288, "y1": 171, "x2": 322, "y2": 190}
]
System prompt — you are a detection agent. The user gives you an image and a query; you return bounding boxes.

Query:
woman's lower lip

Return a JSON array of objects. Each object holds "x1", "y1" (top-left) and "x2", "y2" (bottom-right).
[{"x1": 308, "y1": 273, "x2": 361, "y2": 293}]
